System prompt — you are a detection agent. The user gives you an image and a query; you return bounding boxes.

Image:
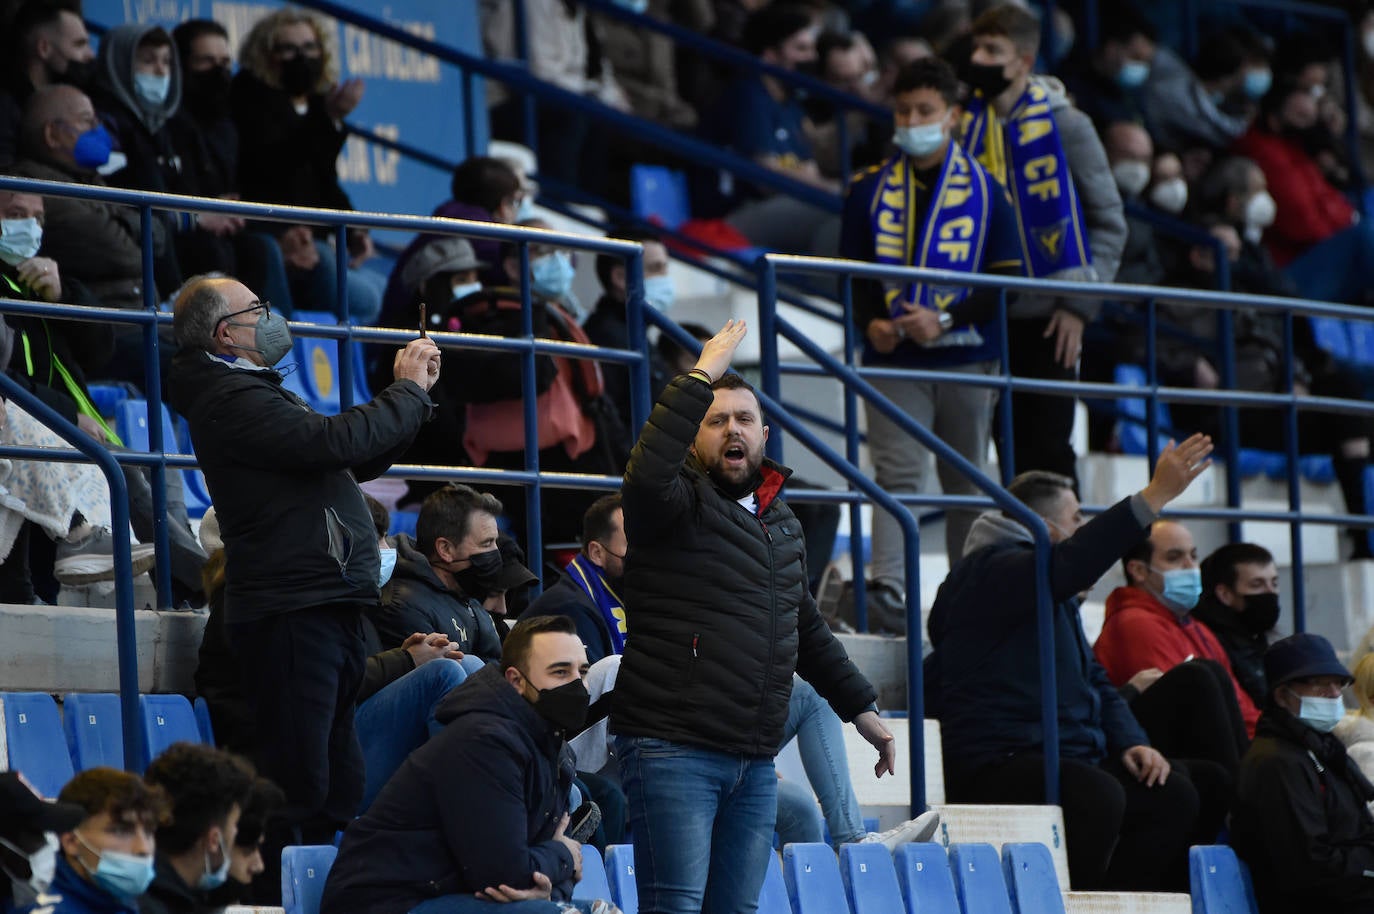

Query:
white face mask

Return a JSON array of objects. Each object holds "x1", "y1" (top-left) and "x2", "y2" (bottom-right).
[
  {"x1": 0, "y1": 217, "x2": 43, "y2": 266},
  {"x1": 450, "y1": 281, "x2": 482, "y2": 301},
  {"x1": 1149, "y1": 177, "x2": 1188, "y2": 215},
  {"x1": 1364, "y1": 30, "x2": 1374, "y2": 61},
  {"x1": 892, "y1": 122, "x2": 947, "y2": 159},
  {"x1": 1111, "y1": 160, "x2": 1151, "y2": 197},
  {"x1": 133, "y1": 72, "x2": 171, "y2": 106},
  {"x1": 1245, "y1": 190, "x2": 1277, "y2": 230},
  {"x1": 0, "y1": 832, "x2": 58, "y2": 895}
]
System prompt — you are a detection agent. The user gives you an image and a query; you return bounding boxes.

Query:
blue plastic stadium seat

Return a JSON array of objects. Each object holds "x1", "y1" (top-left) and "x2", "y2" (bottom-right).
[
  {"x1": 630, "y1": 165, "x2": 691, "y2": 230},
  {"x1": 63, "y1": 692, "x2": 124, "y2": 772},
  {"x1": 182, "y1": 469, "x2": 213, "y2": 519},
  {"x1": 115, "y1": 399, "x2": 211, "y2": 517},
  {"x1": 0, "y1": 692, "x2": 74, "y2": 798},
  {"x1": 193, "y1": 696, "x2": 216, "y2": 745},
  {"x1": 1346, "y1": 319, "x2": 1374, "y2": 367},
  {"x1": 290, "y1": 309, "x2": 371, "y2": 406},
  {"x1": 1112, "y1": 364, "x2": 1173, "y2": 456},
  {"x1": 605, "y1": 844, "x2": 639, "y2": 914},
  {"x1": 281, "y1": 845, "x2": 338, "y2": 914},
  {"x1": 1189, "y1": 845, "x2": 1259, "y2": 914},
  {"x1": 389, "y1": 510, "x2": 419, "y2": 538},
  {"x1": 949, "y1": 844, "x2": 1013, "y2": 914},
  {"x1": 138, "y1": 694, "x2": 203, "y2": 771},
  {"x1": 757, "y1": 851, "x2": 791, "y2": 914},
  {"x1": 292, "y1": 310, "x2": 341, "y2": 325},
  {"x1": 840, "y1": 843, "x2": 906, "y2": 914},
  {"x1": 350, "y1": 339, "x2": 373, "y2": 406},
  {"x1": 783, "y1": 842, "x2": 851, "y2": 914},
  {"x1": 88, "y1": 384, "x2": 129, "y2": 420},
  {"x1": 292, "y1": 335, "x2": 342, "y2": 415},
  {"x1": 1002, "y1": 843, "x2": 1066, "y2": 914},
  {"x1": 578, "y1": 845, "x2": 613, "y2": 907},
  {"x1": 1299, "y1": 454, "x2": 1336, "y2": 485},
  {"x1": 1309, "y1": 316, "x2": 1352, "y2": 359},
  {"x1": 895, "y1": 843, "x2": 960, "y2": 914}
]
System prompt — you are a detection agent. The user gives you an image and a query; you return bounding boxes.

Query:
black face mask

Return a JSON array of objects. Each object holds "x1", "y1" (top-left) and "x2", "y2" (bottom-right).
[
  {"x1": 964, "y1": 62, "x2": 1013, "y2": 98},
  {"x1": 452, "y1": 548, "x2": 503, "y2": 597},
  {"x1": 53, "y1": 58, "x2": 96, "y2": 91},
  {"x1": 1238, "y1": 591, "x2": 1281, "y2": 634},
  {"x1": 185, "y1": 67, "x2": 233, "y2": 118},
  {"x1": 523, "y1": 676, "x2": 590, "y2": 733},
  {"x1": 279, "y1": 55, "x2": 323, "y2": 96}
]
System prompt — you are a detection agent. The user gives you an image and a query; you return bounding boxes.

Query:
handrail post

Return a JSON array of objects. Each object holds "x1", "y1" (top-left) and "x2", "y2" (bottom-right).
[
  {"x1": 1282, "y1": 312, "x2": 1306, "y2": 632},
  {"x1": 625, "y1": 248, "x2": 650, "y2": 435},
  {"x1": 0, "y1": 375, "x2": 142, "y2": 771},
  {"x1": 336, "y1": 224, "x2": 355, "y2": 411},
  {"x1": 1145, "y1": 298, "x2": 1160, "y2": 471},
  {"x1": 140, "y1": 206, "x2": 172, "y2": 609},
  {"x1": 841, "y1": 276, "x2": 868, "y2": 632},
  {"x1": 1342, "y1": 24, "x2": 1369, "y2": 214},
  {"x1": 998, "y1": 290, "x2": 1014, "y2": 484},
  {"x1": 519, "y1": 242, "x2": 543, "y2": 578},
  {"x1": 757, "y1": 257, "x2": 784, "y2": 465},
  {"x1": 1213, "y1": 242, "x2": 1240, "y2": 540}
]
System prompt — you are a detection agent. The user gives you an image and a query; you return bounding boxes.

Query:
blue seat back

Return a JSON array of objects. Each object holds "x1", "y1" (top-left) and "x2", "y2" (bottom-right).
[
  {"x1": 281, "y1": 845, "x2": 337, "y2": 914},
  {"x1": 949, "y1": 844, "x2": 1013, "y2": 914},
  {"x1": 1189, "y1": 845, "x2": 1259, "y2": 914},
  {"x1": 630, "y1": 165, "x2": 690, "y2": 230},
  {"x1": 1112, "y1": 364, "x2": 1173, "y2": 456},
  {"x1": 0, "y1": 692, "x2": 74, "y2": 798},
  {"x1": 138, "y1": 694, "x2": 203, "y2": 771},
  {"x1": 1309, "y1": 316, "x2": 1351, "y2": 359},
  {"x1": 840, "y1": 842, "x2": 906, "y2": 914},
  {"x1": 1001, "y1": 843, "x2": 1066, "y2": 914},
  {"x1": 578, "y1": 844, "x2": 613, "y2": 905},
  {"x1": 192, "y1": 696, "x2": 216, "y2": 745},
  {"x1": 783, "y1": 842, "x2": 851, "y2": 914},
  {"x1": 895, "y1": 843, "x2": 960, "y2": 914},
  {"x1": 292, "y1": 335, "x2": 342, "y2": 415},
  {"x1": 757, "y1": 851, "x2": 791, "y2": 914},
  {"x1": 114, "y1": 399, "x2": 210, "y2": 516},
  {"x1": 63, "y1": 692, "x2": 124, "y2": 772},
  {"x1": 605, "y1": 844, "x2": 639, "y2": 914},
  {"x1": 1346, "y1": 319, "x2": 1374, "y2": 367}
]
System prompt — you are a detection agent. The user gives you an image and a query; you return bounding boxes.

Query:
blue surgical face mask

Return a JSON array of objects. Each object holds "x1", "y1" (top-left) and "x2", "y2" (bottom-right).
[
  {"x1": 0, "y1": 217, "x2": 43, "y2": 266},
  {"x1": 1117, "y1": 59, "x2": 1150, "y2": 89},
  {"x1": 1152, "y1": 565, "x2": 1202, "y2": 613},
  {"x1": 643, "y1": 274, "x2": 675, "y2": 312},
  {"x1": 75, "y1": 831, "x2": 155, "y2": 901},
  {"x1": 378, "y1": 546, "x2": 398, "y2": 587},
  {"x1": 70, "y1": 123, "x2": 113, "y2": 169},
  {"x1": 451, "y1": 280, "x2": 482, "y2": 301},
  {"x1": 531, "y1": 251, "x2": 575, "y2": 300},
  {"x1": 1294, "y1": 693, "x2": 1344, "y2": 733},
  {"x1": 610, "y1": 0, "x2": 649, "y2": 11},
  {"x1": 133, "y1": 71, "x2": 171, "y2": 106},
  {"x1": 1243, "y1": 68, "x2": 1272, "y2": 100},
  {"x1": 515, "y1": 196, "x2": 537, "y2": 222},
  {"x1": 893, "y1": 122, "x2": 947, "y2": 159},
  {"x1": 197, "y1": 833, "x2": 230, "y2": 891}
]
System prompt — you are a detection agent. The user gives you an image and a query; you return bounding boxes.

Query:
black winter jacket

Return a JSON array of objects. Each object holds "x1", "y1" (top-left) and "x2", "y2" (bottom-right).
[
  {"x1": 1232, "y1": 707, "x2": 1374, "y2": 914},
  {"x1": 1191, "y1": 593, "x2": 1270, "y2": 709},
  {"x1": 519, "y1": 568, "x2": 617, "y2": 664},
  {"x1": 320, "y1": 664, "x2": 578, "y2": 914},
  {"x1": 165, "y1": 350, "x2": 431, "y2": 623},
  {"x1": 137, "y1": 856, "x2": 213, "y2": 914},
  {"x1": 927, "y1": 499, "x2": 1152, "y2": 775},
  {"x1": 610, "y1": 374, "x2": 876, "y2": 756},
  {"x1": 369, "y1": 534, "x2": 503, "y2": 661}
]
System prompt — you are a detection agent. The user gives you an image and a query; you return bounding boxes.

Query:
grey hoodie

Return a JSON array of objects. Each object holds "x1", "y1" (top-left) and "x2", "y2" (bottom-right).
[{"x1": 96, "y1": 23, "x2": 182, "y2": 134}]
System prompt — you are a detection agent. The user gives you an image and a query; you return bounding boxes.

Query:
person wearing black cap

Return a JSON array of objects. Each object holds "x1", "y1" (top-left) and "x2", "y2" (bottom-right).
[
  {"x1": 1, "y1": 772, "x2": 85, "y2": 909},
  {"x1": 1232, "y1": 632, "x2": 1374, "y2": 914}
]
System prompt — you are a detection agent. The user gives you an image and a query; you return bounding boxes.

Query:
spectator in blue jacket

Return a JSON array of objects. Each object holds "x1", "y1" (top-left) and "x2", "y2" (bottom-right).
[
  {"x1": 25, "y1": 769, "x2": 170, "y2": 914},
  {"x1": 927, "y1": 434, "x2": 1219, "y2": 891}
]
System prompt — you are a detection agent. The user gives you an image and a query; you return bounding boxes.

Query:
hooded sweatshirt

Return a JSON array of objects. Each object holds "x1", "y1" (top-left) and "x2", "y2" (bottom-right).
[
  {"x1": 96, "y1": 23, "x2": 183, "y2": 136},
  {"x1": 1095, "y1": 585, "x2": 1260, "y2": 737}
]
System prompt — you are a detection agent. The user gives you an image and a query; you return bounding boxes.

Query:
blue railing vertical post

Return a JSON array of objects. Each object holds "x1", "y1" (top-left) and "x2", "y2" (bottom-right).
[
  {"x1": 518, "y1": 242, "x2": 543, "y2": 574},
  {"x1": 139, "y1": 206, "x2": 172, "y2": 609},
  {"x1": 1144, "y1": 298, "x2": 1160, "y2": 471},
  {"x1": 757, "y1": 258, "x2": 784, "y2": 465},
  {"x1": 998, "y1": 290, "x2": 1014, "y2": 484},
  {"x1": 336, "y1": 224, "x2": 356, "y2": 410},
  {"x1": 1341, "y1": 25, "x2": 1369, "y2": 213},
  {"x1": 1216, "y1": 306, "x2": 1242, "y2": 543},
  {"x1": 1282, "y1": 313, "x2": 1306, "y2": 632},
  {"x1": 334, "y1": 224, "x2": 350, "y2": 324},
  {"x1": 625, "y1": 248, "x2": 650, "y2": 434},
  {"x1": 841, "y1": 275, "x2": 868, "y2": 631}
]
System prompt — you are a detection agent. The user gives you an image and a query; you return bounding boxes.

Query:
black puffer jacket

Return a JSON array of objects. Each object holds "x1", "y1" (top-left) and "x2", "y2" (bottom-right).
[
  {"x1": 320, "y1": 664, "x2": 577, "y2": 914},
  {"x1": 368, "y1": 533, "x2": 503, "y2": 661},
  {"x1": 1232, "y1": 707, "x2": 1374, "y2": 914},
  {"x1": 166, "y1": 349, "x2": 431, "y2": 623},
  {"x1": 1191, "y1": 593, "x2": 1270, "y2": 709},
  {"x1": 610, "y1": 374, "x2": 876, "y2": 756}
]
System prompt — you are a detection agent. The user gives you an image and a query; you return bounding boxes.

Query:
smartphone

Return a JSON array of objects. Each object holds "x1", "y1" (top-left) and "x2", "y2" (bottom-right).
[{"x1": 419, "y1": 301, "x2": 428, "y2": 338}]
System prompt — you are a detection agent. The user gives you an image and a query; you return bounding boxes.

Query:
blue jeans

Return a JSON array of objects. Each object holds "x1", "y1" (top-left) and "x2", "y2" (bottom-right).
[
  {"x1": 1284, "y1": 221, "x2": 1374, "y2": 305},
  {"x1": 409, "y1": 896, "x2": 593, "y2": 914},
  {"x1": 354, "y1": 656, "x2": 485, "y2": 812},
  {"x1": 783, "y1": 678, "x2": 865, "y2": 845},
  {"x1": 615, "y1": 736, "x2": 776, "y2": 914},
  {"x1": 774, "y1": 778, "x2": 824, "y2": 846}
]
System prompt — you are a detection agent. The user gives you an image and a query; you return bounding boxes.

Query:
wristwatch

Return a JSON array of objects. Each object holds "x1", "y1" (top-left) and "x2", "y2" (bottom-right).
[{"x1": 937, "y1": 311, "x2": 954, "y2": 331}]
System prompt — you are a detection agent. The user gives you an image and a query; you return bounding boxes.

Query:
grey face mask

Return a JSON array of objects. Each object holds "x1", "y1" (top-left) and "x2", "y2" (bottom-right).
[{"x1": 223, "y1": 303, "x2": 293, "y2": 366}]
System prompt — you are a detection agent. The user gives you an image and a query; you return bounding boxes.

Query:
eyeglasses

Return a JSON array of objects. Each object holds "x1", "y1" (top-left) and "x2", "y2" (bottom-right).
[
  {"x1": 272, "y1": 41, "x2": 321, "y2": 59},
  {"x1": 216, "y1": 301, "x2": 270, "y2": 330}
]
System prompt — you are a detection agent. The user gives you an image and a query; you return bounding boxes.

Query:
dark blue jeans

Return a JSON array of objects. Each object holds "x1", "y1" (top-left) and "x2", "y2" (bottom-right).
[{"x1": 615, "y1": 736, "x2": 776, "y2": 914}]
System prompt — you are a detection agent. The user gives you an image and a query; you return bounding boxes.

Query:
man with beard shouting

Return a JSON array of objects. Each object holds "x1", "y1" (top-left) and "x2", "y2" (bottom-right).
[{"x1": 609, "y1": 319, "x2": 894, "y2": 914}]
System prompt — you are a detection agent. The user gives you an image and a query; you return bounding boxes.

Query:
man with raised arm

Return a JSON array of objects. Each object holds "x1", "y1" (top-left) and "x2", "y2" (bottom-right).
[
  {"x1": 611, "y1": 320, "x2": 894, "y2": 914},
  {"x1": 927, "y1": 435, "x2": 1217, "y2": 892}
]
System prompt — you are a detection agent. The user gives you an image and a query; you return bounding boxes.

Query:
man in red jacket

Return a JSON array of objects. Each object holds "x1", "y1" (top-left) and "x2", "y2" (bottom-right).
[
  {"x1": 1232, "y1": 77, "x2": 1373, "y2": 304},
  {"x1": 1095, "y1": 520, "x2": 1260, "y2": 763}
]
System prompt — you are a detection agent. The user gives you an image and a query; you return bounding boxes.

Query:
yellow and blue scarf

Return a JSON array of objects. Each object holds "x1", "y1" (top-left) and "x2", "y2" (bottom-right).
[
  {"x1": 566, "y1": 553, "x2": 627, "y2": 654},
  {"x1": 961, "y1": 80, "x2": 1091, "y2": 278},
  {"x1": 868, "y1": 140, "x2": 993, "y2": 348}
]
